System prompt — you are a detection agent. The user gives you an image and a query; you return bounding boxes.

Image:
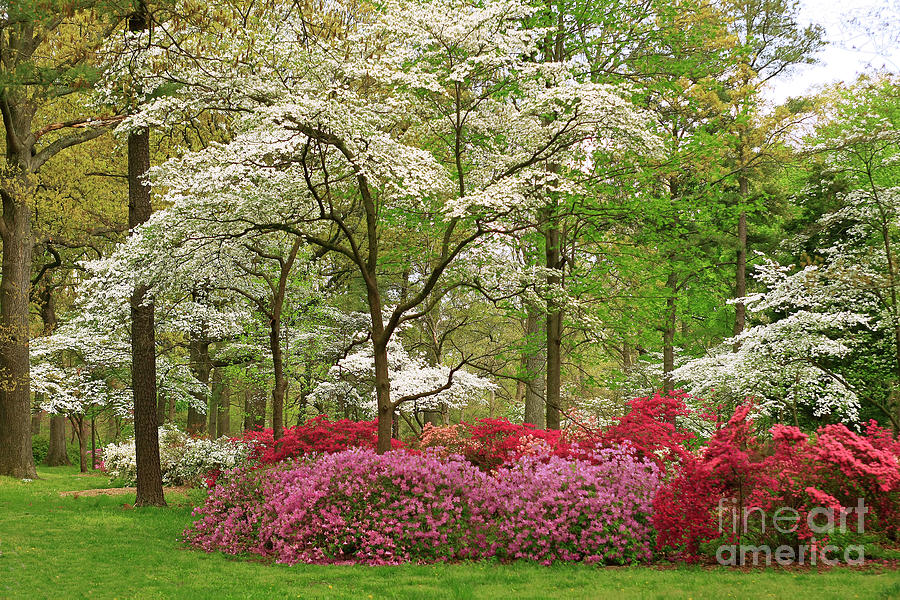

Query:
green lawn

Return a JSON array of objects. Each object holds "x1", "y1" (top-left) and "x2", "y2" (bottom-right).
[{"x1": 1, "y1": 467, "x2": 897, "y2": 600}]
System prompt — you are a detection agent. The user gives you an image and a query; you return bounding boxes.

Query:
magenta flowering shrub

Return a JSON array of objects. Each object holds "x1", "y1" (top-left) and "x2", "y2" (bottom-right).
[
  {"x1": 184, "y1": 447, "x2": 661, "y2": 565},
  {"x1": 465, "y1": 448, "x2": 661, "y2": 564}
]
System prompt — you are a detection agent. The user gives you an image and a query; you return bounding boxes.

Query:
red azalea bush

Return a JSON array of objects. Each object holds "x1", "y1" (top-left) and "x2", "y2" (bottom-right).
[
  {"x1": 418, "y1": 418, "x2": 570, "y2": 469},
  {"x1": 238, "y1": 416, "x2": 405, "y2": 464},
  {"x1": 184, "y1": 446, "x2": 661, "y2": 565},
  {"x1": 589, "y1": 391, "x2": 708, "y2": 467},
  {"x1": 237, "y1": 392, "x2": 704, "y2": 472},
  {"x1": 653, "y1": 403, "x2": 900, "y2": 561},
  {"x1": 417, "y1": 391, "x2": 706, "y2": 471}
]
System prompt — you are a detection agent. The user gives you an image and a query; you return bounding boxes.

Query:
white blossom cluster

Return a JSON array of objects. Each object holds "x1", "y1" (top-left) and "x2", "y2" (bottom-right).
[
  {"x1": 310, "y1": 337, "x2": 496, "y2": 416},
  {"x1": 31, "y1": 326, "x2": 132, "y2": 418},
  {"x1": 675, "y1": 257, "x2": 867, "y2": 422},
  {"x1": 101, "y1": 425, "x2": 253, "y2": 487}
]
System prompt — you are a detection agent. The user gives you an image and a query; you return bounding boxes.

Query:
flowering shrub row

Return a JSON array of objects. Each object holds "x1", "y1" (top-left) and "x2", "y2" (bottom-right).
[
  {"x1": 653, "y1": 404, "x2": 900, "y2": 561},
  {"x1": 102, "y1": 425, "x2": 253, "y2": 487},
  {"x1": 180, "y1": 393, "x2": 900, "y2": 566},
  {"x1": 238, "y1": 417, "x2": 404, "y2": 464},
  {"x1": 184, "y1": 446, "x2": 661, "y2": 565},
  {"x1": 230, "y1": 392, "x2": 704, "y2": 475},
  {"x1": 417, "y1": 392, "x2": 705, "y2": 471}
]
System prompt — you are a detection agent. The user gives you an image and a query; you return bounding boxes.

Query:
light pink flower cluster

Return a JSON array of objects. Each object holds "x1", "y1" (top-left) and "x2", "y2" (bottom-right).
[{"x1": 184, "y1": 447, "x2": 660, "y2": 565}]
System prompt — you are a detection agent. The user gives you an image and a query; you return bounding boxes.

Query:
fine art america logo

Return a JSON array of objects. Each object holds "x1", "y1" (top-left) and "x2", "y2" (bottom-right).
[{"x1": 715, "y1": 498, "x2": 868, "y2": 566}]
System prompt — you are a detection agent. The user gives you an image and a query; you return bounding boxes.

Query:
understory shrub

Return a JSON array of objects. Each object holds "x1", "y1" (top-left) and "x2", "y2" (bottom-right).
[
  {"x1": 101, "y1": 425, "x2": 253, "y2": 487},
  {"x1": 31, "y1": 435, "x2": 50, "y2": 464},
  {"x1": 184, "y1": 446, "x2": 661, "y2": 565}
]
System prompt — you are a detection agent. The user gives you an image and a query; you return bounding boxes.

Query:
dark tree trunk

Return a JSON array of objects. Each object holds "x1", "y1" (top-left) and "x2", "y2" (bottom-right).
[
  {"x1": 367, "y1": 272, "x2": 393, "y2": 453},
  {"x1": 663, "y1": 272, "x2": 678, "y2": 394},
  {"x1": 130, "y1": 122, "x2": 165, "y2": 505},
  {"x1": 187, "y1": 319, "x2": 210, "y2": 435},
  {"x1": 70, "y1": 416, "x2": 87, "y2": 473},
  {"x1": 46, "y1": 415, "x2": 70, "y2": 466},
  {"x1": 214, "y1": 369, "x2": 230, "y2": 438},
  {"x1": 208, "y1": 376, "x2": 218, "y2": 439},
  {"x1": 374, "y1": 339, "x2": 393, "y2": 453},
  {"x1": 129, "y1": 0, "x2": 165, "y2": 507},
  {"x1": 523, "y1": 308, "x2": 546, "y2": 428},
  {"x1": 545, "y1": 216, "x2": 562, "y2": 430},
  {"x1": 156, "y1": 389, "x2": 167, "y2": 424},
  {"x1": 0, "y1": 179, "x2": 37, "y2": 478},
  {"x1": 270, "y1": 318, "x2": 286, "y2": 440},
  {"x1": 269, "y1": 239, "x2": 300, "y2": 441},
  {"x1": 733, "y1": 177, "x2": 749, "y2": 346},
  {"x1": 91, "y1": 417, "x2": 96, "y2": 469},
  {"x1": 31, "y1": 410, "x2": 42, "y2": 435}
]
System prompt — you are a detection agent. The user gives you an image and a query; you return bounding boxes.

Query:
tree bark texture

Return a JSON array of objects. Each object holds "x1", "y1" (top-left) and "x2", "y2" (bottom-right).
[{"x1": 130, "y1": 122, "x2": 165, "y2": 506}]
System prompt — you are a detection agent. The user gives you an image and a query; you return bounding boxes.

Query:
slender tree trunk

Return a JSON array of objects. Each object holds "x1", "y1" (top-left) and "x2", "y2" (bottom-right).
[
  {"x1": 374, "y1": 339, "x2": 393, "y2": 452},
  {"x1": 523, "y1": 308, "x2": 546, "y2": 427},
  {"x1": 46, "y1": 415, "x2": 70, "y2": 466},
  {"x1": 545, "y1": 216, "x2": 562, "y2": 430},
  {"x1": 91, "y1": 417, "x2": 96, "y2": 469},
  {"x1": 364, "y1": 265, "x2": 393, "y2": 452},
  {"x1": 208, "y1": 371, "x2": 219, "y2": 439},
  {"x1": 215, "y1": 370, "x2": 230, "y2": 438},
  {"x1": 663, "y1": 272, "x2": 678, "y2": 394},
  {"x1": 31, "y1": 410, "x2": 42, "y2": 435},
  {"x1": 733, "y1": 177, "x2": 749, "y2": 346},
  {"x1": 0, "y1": 178, "x2": 37, "y2": 478},
  {"x1": 270, "y1": 238, "x2": 299, "y2": 441},
  {"x1": 71, "y1": 416, "x2": 87, "y2": 473},
  {"x1": 270, "y1": 319, "x2": 286, "y2": 440},
  {"x1": 156, "y1": 389, "x2": 167, "y2": 425}
]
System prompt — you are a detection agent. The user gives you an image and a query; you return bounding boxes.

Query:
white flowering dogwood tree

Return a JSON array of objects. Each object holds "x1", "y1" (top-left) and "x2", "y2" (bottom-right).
[
  {"x1": 96, "y1": 0, "x2": 659, "y2": 450},
  {"x1": 674, "y1": 258, "x2": 867, "y2": 424},
  {"x1": 311, "y1": 336, "x2": 496, "y2": 428},
  {"x1": 30, "y1": 324, "x2": 132, "y2": 472}
]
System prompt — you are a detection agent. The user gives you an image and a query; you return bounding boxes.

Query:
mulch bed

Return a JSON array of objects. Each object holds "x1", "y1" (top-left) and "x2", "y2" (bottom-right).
[{"x1": 59, "y1": 486, "x2": 192, "y2": 498}]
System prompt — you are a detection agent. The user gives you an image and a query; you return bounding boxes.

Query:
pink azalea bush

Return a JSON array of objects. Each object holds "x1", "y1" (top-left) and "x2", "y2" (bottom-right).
[{"x1": 184, "y1": 446, "x2": 661, "y2": 565}]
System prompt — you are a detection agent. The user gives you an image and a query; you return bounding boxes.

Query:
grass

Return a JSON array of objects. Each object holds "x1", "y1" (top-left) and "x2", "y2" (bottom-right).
[{"x1": 1, "y1": 467, "x2": 898, "y2": 600}]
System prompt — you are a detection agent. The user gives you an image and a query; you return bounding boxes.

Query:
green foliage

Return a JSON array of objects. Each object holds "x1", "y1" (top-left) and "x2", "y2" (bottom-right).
[
  {"x1": 30, "y1": 436, "x2": 50, "y2": 464},
  {"x1": 30, "y1": 435, "x2": 81, "y2": 465}
]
